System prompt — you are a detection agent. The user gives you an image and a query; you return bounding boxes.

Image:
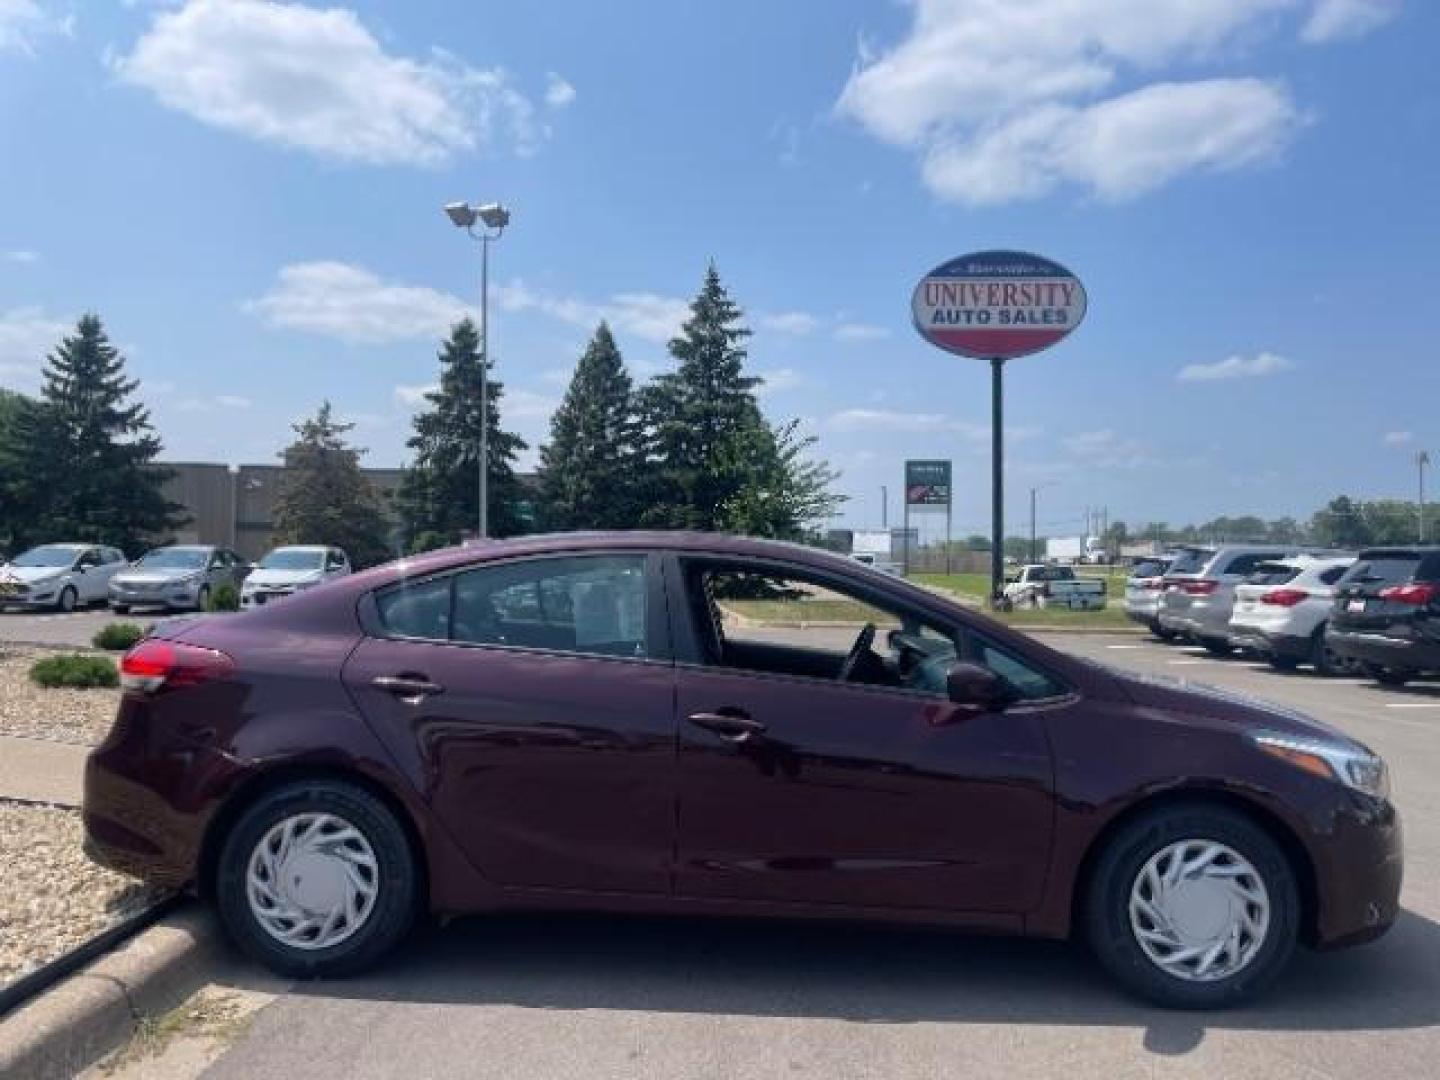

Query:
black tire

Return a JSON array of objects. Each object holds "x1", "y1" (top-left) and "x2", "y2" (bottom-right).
[
  {"x1": 1085, "y1": 803, "x2": 1299, "y2": 1009},
  {"x1": 215, "y1": 779, "x2": 419, "y2": 979},
  {"x1": 57, "y1": 585, "x2": 77, "y2": 613},
  {"x1": 195, "y1": 585, "x2": 211, "y2": 612},
  {"x1": 110, "y1": 604, "x2": 129, "y2": 615},
  {"x1": 1268, "y1": 655, "x2": 1299, "y2": 673},
  {"x1": 1366, "y1": 664, "x2": 1415, "y2": 687},
  {"x1": 1310, "y1": 627, "x2": 1340, "y2": 678},
  {"x1": 1199, "y1": 637, "x2": 1233, "y2": 657},
  {"x1": 1151, "y1": 623, "x2": 1178, "y2": 642}
]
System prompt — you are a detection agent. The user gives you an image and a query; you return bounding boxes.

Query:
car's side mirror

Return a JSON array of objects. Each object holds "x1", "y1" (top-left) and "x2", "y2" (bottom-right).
[{"x1": 945, "y1": 661, "x2": 1016, "y2": 711}]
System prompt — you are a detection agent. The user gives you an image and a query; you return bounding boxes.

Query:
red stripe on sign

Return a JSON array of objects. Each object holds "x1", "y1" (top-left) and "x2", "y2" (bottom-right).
[{"x1": 924, "y1": 327, "x2": 1071, "y2": 358}]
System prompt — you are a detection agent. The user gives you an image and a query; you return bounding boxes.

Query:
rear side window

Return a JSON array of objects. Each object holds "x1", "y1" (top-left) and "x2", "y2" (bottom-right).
[
  {"x1": 1166, "y1": 550, "x2": 1211, "y2": 575},
  {"x1": 376, "y1": 577, "x2": 451, "y2": 639},
  {"x1": 1219, "y1": 553, "x2": 1272, "y2": 577},
  {"x1": 452, "y1": 555, "x2": 648, "y2": 657},
  {"x1": 1245, "y1": 563, "x2": 1299, "y2": 586},
  {"x1": 1318, "y1": 566, "x2": 1347, "y2": 586}
]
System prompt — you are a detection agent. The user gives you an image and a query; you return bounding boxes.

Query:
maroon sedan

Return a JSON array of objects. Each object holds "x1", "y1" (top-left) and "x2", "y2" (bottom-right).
[{"x1": 84, "y1": 532, "x2": 1401, "y2": 1008}]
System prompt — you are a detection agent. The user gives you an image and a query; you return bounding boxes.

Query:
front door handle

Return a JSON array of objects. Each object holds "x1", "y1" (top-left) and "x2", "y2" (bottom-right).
[
  {"x1": 687, "y1": 710, "x2": 766, "y2": 742},
  {"x1": 372, "y1": 674, "x2": 445, "y2": 702}
]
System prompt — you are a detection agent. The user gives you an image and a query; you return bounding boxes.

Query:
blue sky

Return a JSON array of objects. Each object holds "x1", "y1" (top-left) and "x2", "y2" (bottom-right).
[{"x1": 1, "y1": 0, "x2": 1436, "y2": 538}]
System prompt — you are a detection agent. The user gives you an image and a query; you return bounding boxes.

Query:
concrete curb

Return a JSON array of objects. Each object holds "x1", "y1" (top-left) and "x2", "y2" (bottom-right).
[{"x1": 0, "y1": 903, "x2": 221, "y2": 1080}]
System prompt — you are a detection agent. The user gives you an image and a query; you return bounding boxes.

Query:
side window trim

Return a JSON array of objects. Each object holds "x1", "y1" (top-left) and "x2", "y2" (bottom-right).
[{"x1": 365, "y1": 550, "x2": 672, "y2": 664}]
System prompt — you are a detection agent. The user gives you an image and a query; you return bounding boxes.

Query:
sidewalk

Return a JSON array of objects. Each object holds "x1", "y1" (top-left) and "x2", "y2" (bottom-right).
[{"x1": 0, "y1": 734, "x2": 88, "y2": 806}]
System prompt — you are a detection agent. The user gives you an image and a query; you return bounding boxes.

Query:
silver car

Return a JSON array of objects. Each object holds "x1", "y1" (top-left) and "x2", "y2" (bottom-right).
[
  {"x1": 1158, "y1": 545, "x2": 1331, "y2": 654},
  {"x1": 0, "y1": 543, "x2": 128, "y2": 611},
  {"x1": 109, "y1": 545, "x2": 250, "y2": 613}
]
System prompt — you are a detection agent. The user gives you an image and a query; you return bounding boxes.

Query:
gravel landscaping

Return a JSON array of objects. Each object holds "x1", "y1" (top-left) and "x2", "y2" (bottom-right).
[
  {"x1": 0, "y1": 799, "x2": 166, "y2": 987},
  {"x1": 0, "y1": 646, "x2": 120, "y2": 746}
]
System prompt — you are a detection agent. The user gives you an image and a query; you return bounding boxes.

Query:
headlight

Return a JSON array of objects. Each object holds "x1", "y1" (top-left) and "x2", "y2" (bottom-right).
[{"x1": 1251, "y1": 732, "x2": 1390, "y2": 799}]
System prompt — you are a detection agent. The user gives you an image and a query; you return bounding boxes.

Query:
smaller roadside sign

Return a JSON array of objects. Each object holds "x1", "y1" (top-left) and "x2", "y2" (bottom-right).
[{"x1": 905, "y1": 460, "x2": 951, "y2": 507}]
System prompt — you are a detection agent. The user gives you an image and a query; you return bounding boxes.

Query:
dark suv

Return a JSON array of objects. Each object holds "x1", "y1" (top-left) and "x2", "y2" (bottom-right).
[{"x1": 1328, "y1": 547, "x2": 1440, "y2": 686}]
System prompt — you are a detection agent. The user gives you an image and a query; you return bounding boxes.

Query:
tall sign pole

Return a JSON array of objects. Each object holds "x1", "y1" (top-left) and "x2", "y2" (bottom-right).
[{"x1": 911, "y1": 250, "x2": 1087, "y2": 605}]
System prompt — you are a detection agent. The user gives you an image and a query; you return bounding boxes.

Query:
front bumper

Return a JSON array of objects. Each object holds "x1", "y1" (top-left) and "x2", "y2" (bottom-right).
[
  {"x1": 1310, "y1": 793, "x2": 1404, "y2": 949},
  {"x1": 110, "y1": 581, "x2": 203, "y2": 609},
  {"x1": 1327, "y1": 628, "x2": 1440, "y2": 672}
]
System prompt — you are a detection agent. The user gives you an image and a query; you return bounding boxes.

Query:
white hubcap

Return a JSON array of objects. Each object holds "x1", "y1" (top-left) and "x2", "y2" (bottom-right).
[
  {"x1": 1128, "y1": 839, "x2": 1270, "y2": 982},
  {"x1": 246, "y1": 813, "x2": 379, "y2": 950}
]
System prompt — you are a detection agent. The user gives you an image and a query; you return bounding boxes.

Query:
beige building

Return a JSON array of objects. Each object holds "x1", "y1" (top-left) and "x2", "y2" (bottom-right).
[{"x1": 160, "y1": 462, "x2": 407, "y2": 561}]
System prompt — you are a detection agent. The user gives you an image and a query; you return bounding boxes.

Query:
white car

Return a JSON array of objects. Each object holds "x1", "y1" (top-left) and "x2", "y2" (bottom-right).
[
  {"x1": 241, "y1": 545, "x2": 351, "y2": 608},
  {"x1": 0, "y1": 543, "x2": 128, "y2": 611},
  {"x1": 1228, "y1": 555, "x2": 1356, "y2": 675}
]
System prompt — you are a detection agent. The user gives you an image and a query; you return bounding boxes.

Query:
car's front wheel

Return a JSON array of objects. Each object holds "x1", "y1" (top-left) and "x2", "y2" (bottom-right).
[
  {"x1": 1085, "y1": 803, "x2": 1298, "y2": 1009},
  {"x1": 57, "y1": 585, "x2": 77, "y2": 613},
  {"x1": 215, "y1": 779, "x2": 419, "y2": 978},
  {"x1": 1365, "y1": 664, "x2": 1416, "y2": 687}
]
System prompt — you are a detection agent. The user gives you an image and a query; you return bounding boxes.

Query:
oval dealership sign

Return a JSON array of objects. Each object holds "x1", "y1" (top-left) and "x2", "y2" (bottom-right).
[{"x1": 911, "y1": 250, "x2": 1086, "y2": 360}]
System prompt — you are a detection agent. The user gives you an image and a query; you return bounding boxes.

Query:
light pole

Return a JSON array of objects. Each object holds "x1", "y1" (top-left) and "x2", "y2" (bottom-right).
[
  {"x1": 880, "y1": 486, "x2": 888, "y2": 530},
  {"x1": 1029, "y1": 483, "x2": 1055, "y2": 563},
  {"x1": 1419, "y1": 450, "x2": 1431, "y2": 544},
  {"x1": 444, "y1": 200, "x2": 511, "y2": 539}
]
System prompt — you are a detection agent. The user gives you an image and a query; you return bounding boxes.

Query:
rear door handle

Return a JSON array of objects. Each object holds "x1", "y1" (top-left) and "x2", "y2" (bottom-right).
[
  {"x1": 372, "y1": 674, "x2": 445, "y2": 701},
  {"x1": 687, "y1": 710, "x2": 766, "y2": 742}
]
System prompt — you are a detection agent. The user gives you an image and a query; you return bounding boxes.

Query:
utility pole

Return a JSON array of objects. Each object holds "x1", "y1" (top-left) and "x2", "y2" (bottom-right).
[
  {"x1": 880, "y1": 486, "x2": 888, "y2": 530},
  {"x1": 1419, "y1": 451, "x2": 1431, "y2": 544}
]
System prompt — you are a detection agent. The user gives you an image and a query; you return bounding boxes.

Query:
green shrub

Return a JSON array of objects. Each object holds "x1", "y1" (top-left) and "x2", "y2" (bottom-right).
[
  {"x1": 29, "y1": 654, "x2": 119, "y2": 689},
  {"x1": 207, "y1": 583, "x2": 240, "y2": 612},
  {"x1": 92, "y1": 622, "x2": 145, "y2": 652}
]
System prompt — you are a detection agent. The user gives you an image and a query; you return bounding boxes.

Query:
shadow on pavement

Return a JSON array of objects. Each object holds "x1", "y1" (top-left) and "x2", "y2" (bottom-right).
[{"x1": 290, "y1": 906, "x2": 1440, "y2": 1053}]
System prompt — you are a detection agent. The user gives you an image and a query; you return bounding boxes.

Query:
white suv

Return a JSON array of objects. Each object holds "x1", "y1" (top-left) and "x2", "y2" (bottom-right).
[{"x1": 1228, "y1": 556, "x2": 1356, "y2": 675}]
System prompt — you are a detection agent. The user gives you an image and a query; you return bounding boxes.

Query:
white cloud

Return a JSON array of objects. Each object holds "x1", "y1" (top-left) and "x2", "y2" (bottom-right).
[
  {"x1": 215, "y1": 394, "x2": 251, "y2": 409},
  {"x1": 760, "y1": 311, "x2": 820, "y2": 336},
  {"x1": 113, "y1": 0, "x2": 547, "y2": 165},
  {"x1": 923, "y1": 80, "x2": 1298, "y2": 204},
  {"x1": 503, "y1": 387, "x2": 558, "y2": 420},
  {"x1": 1060, "y1": 428, "x2": 1153, "y2": 468},
  {"x1": 1383, "y1": 430, "x2": 1414, "y2": 447},
  {"x1": 1176, "y1": 350, "x2": 1296, "y2": 382},
  {"x1": 2, "y1": 249, "x2": 38, "y2": 263},
  {"x1": 0, "y1": 0, "x2": 54, "y2": 54},
  {"x1": 247, "y1": 262, "x2": 470, "y2": 343},
  {"x1": 394, "y1": 383, "x2": 437, "y2": 408},
  {"x1": 836, "y1": 0, "x2": 1338, "y2": 203},
  {"x1": 0, "y1": 306, "x2": 68, "y2": 388},
  {"x1": 756, "y1": 368, "x2": 804, "y2": 396},
  {"x1": 1302, "y1": 0, "x2": 1400, "y2": 42},
  {"x1": 827, "y1": 408, "x2": 987, "y2": 441},
  {"x1": 497, "y1": 279, "x2": 689, "y2": 344},
  {"x1": 834, "y1": 322, "x2": 890, "y2": 342},
  {"x1": 544, "y1": 72, "x2": 576, "y2": 108}
]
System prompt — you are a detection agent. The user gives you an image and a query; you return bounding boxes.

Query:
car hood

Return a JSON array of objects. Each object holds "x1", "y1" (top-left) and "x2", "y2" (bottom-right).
[
  {"x1": 113, "y1": 568, "x2": 199, "y2": 584},
  {"x1": 1110, "y1": 666, "x2": 1360, "y2": 746},
  {"x1": 0, "y1": 565, "x2": 70, "y2": 584},
  {"x1": 246, "y1": 569, "x2": 322, "y2": 588}
]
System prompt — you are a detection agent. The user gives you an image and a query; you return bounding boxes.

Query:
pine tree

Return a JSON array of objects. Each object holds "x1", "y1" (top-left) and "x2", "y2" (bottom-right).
[
  {"x1": 0, "y1": 389, "x2": 39, "y2": 554},
  {"x1": 638, "y1": 265, "x2": 843, "y2": 537},
  {"x1": 272, "y1": 402, "x2": 392, "y2": 567},
  {"x1": 10, "y1": 314, "x2": 182, "y2": 554},
  {"x1": 537, "y1": 322, "x2": 641, "y2": 530},
  {"x1": 639, "y1": 264, "x2": 762, "y2": 530},
  {"x1": 396, "y1": 318, "x2": 528, "y2": 549}
]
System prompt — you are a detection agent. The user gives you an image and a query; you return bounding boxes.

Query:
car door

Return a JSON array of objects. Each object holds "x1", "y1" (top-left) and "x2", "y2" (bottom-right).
[
  {"x1": 97, "y1": 548, "x2": 126, "y2": 597},
  {"x1": 74, "y1": 548, "x2": 105, "y2": 603},
  {"x1": 341, "y1": 551, "x2": 677, "y2": 895},
  {"x1": 669, "y1": 555, "x2": 1056, "y2": 916}
]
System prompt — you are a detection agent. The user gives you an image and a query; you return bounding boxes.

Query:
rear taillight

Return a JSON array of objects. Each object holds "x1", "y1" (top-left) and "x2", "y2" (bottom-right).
[
  {"x1": 1180, "y1": 580, "x2": 1219, "y2": 596},
  {"x1": 1261, "y1": 588, "x2": 1309, "y2": 607},
  {"x1": 1379, "y1": 583, "x2": 1437, "y2": 606},
  {"x1": 120, "y1": 639, "x2": 234, "y2": 693},
  {"x1": 1142, "y1": 577, "x2": 1164, "y2": 592}
]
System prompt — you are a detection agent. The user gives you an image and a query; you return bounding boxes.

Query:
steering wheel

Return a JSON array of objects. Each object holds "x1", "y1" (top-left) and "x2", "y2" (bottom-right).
[{"x1": 838, "y1": 622, "x2": 877, "y2": 682}]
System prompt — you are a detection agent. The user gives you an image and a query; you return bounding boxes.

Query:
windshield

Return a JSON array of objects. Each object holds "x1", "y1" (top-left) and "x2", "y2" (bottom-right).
[
  {"x1": 1342, "y1": 555, "x2": 1424, "y2": 587},
  {"x1": 138, "y1": 548, "x2": 207, "y2": 570},
  {"x1": 11, "y1": 546, "x2": 78, "y2": 568},
  {"x1": 1165, "y1": 549, "x2": 1212, "y2": 576},
  {"x1": 260, "y1": 549, "x2": 324, "y2": 571},
  {"x1": 1130, "y1": 559, "x2": 1170, "y2": 579},
  {"x1": 1246, "y1": 562, "x2": 1301, "y2": 586}
]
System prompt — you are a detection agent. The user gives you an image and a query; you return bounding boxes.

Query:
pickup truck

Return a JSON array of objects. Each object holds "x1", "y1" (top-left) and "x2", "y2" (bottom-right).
[{"x1": 1003, "y1": 564, "x2": 1107, "y2": 610}]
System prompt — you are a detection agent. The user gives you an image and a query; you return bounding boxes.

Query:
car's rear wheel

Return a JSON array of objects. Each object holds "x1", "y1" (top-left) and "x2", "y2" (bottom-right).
[
  {"x1": 110, "y1": 604, "x2": 129, "y2": 615},
  {"x1": 1268, "y1": 655, "x2": 1299, "y2": 672},
  {"x1": 1199, "y1": 637, "x2": 1233, "y2": 657},
  {"x1": 1310, "y1": 627, "x2": 1343, "y2": 677},
  {"x1": 1150, "y1": 623, "x2": 1178, "y2": 642},
  {"x1": 215, "y1": 779, "x2": 419, "y2": 978},
  {"x1": 1365, "y1": 664, "x2": 1415, "y2": 687},
  {"x1": 57, "y1": 585, "x2": 77, "y2": 613},
  {"x1": 1085, "y1": 804, "x2": 1298, "y2": 1009}
]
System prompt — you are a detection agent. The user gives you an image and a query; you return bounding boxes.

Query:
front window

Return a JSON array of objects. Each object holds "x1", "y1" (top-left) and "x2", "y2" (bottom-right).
[
  {"x1": 138, "y1": 548, "x2": 208, "y2": 570},
  {"x1": 260, "y1": 549, "x2": 326, "y2": 571},
  {"x1": 12, "y1": 545, "x2": 79, "y2": 568}
]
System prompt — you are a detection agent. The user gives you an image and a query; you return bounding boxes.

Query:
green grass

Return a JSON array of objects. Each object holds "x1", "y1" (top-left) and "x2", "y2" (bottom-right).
[
  {"x1": 91, "y1": 622, "x2": 145, "y2": 652},
  {"x1": 722, "y1": 599, "x2": 898, "y2": 625}
]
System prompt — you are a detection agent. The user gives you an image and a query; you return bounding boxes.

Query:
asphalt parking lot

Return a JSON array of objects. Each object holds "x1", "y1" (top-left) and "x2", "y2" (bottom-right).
[
  {"x1": 0, "y1": 606, "x2": 124, "y2": 648},
  {"x1": 91, "y1": 629, "x2": 1438, "y2": 1080}
]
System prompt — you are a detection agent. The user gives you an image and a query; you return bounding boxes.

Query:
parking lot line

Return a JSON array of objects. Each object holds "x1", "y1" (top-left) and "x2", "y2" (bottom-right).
[
  {"x1": 1167, "y1": 659, "x2": 1209, "y2": 666},
  {"x1": 1104, "y1": 644, "x2": 1146, "y2": 650},
  {"x1": 1383, "y1": 702, "x2": 1440, "y2": 709}
]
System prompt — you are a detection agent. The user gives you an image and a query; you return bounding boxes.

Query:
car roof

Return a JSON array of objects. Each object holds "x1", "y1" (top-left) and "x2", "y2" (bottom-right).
[
  {"x1": 153, "y1": 544, "x2": 214, "y2": 552},
  {"x1": 269, "y1": 545, "x2": 330, "y2": 552}
]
